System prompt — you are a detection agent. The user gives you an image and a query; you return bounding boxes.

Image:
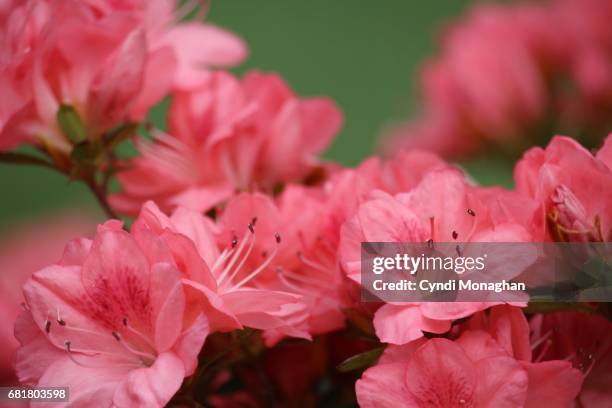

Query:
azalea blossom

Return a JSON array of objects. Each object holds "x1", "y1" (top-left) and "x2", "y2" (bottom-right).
[
  {"x1": 111, "y1": 70, "x2": 343, "y2": 214},
  {"x1": 529, "y1": 310, "x2": 612, "y2": 406},
  {"x1": 0, "y1": 0, "x2": 246, "y2": 154},
  {"x1": 0, "y1": 213, "x2": 95, "y2": 385},
  {"x1": 131, "y1": 200, "x2": 312, "y2": 343},
  {"x1": 357, "y1": 306, "x2": 583, "y2": 408},
  {"x1": 339, "y1": 169, "x2": 534, "y2": 344},
  {"x1": 15, "y1": 220, "x2": 209, "y2": 406},
  {"x1": 217, "y1": 190, "x2": 347, "y2": 344},
  {"x1": 514, "y1": 134, "x2": 612, "y2": 242}
]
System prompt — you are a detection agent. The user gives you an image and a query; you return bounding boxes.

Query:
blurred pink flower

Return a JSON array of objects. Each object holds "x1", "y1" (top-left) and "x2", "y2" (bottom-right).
[
  {"x1": 14, "y1": 220, "x2": 209, "y2": 406},
  {"x1": 0, "y1": 0, "x2": 246, "y2": 153},
  {"x1": 339, "y1": 169, "x2": 534, "y2": 344},
  {"x1": 514, "y1": 134, "x2": 612, "y2": 241},
  {"x1": 111, "y1": 71, "x2": 343, "y2": 214},
  {"x1": 382, "y1": 0, "x2": 612, "y2": 158},
  {"x1": 357, "y1": 305, "x2": 583, "y2": 407},
  {"x1": 0, "y1": 213, "x2": 95, "y2": 384},
  {"x1": 529, "y1": 311, "x2": 612, "y2": 406}
]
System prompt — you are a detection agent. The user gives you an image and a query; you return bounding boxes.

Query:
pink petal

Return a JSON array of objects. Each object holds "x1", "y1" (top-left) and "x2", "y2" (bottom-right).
[
  {"x1": 404, "y1": 338, "x2": 477, "y2": 406},
  {"x1": 129, "y1": 45, "x2": 177, "y2": 120},
  {"x1": 150, "y1": 262, "x2": 184, "y2": 352},
  {"x1": 36, "y1": 356, "x2": 124, "y2": 408},
  {"x1": 373, "y1": 304, "x2": 451, "y2": 345},
  {"x1": 596, "y1": 134, "x2": 612, "y2": 170},
  {"x1": 162, "y1": 23, "x2": 247, "y2": 89},
  {"x1": 112, "y1": 352, "x2": 185, "y2": 407},
  {"x1": 14, "y1": 310, "x2": 64, "y2": 385},
  {"x1": 474, "y1": 356, "x2": 528, "y2": 407},
  {"x1": 356, "y1": 363, "x2": 416, "y2": 408},
  {"x1": 488, "y1": 305, "x2": 532, "y2": 361},
  {"x1": 298, "y1": 98, "x2": 343, "y2": 154},
  {"x1": 521, "y1": 360, "x2": 583, "y2": 408},
  {"x1": 172, "y1": 313, "x2": 209, "y2": 376}
]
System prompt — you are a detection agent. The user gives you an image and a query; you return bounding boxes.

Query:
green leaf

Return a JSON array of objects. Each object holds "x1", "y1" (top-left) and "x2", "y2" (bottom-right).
[
  {"x1": 57, "y1": 104, "x2": 87, "y2": 143},
  {"x1": 337, "y1": 347, "x2": 385, "y2": 373}
]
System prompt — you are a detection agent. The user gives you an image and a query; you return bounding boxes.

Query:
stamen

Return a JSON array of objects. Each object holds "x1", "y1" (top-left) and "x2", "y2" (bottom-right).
[
  {"x1": 452, "y1": 231, "x2": 458, "y2": 240},
  {"x1": 232, "y1": 240, "x2": 279, "y2": 290},
  {"x1": 531, "y1": 329, "x2": 553, "y2": 351},
  {"x1": 111, "y1": 331, "x2": 157, "y2": 362},
  {"x1": 221, "y1": 229, "x2": 256, "y2": 287},
  {"x1": 535, "y1": 339, "x2": 552, "y2": 363},
  {"x1": 276, "y1": 269, "x2": 317, "y2": 295},
  {"x1": 211, "y1": 247, "x2": 232, "y2": 272},
  {"x1": 429, "y1": 217, "x2": 435, "y2": 241},
  {"x1": 427, "y1": 239, "x2": 434, "y2": 249},
  {"x1": 583, "y1": 357, "x2": 596, "y2": 377},
  {"x1": 456, "y1": 245, "x2": 463, "y2": 257},
  {"x1": 44, "y1": 319, "x2": 51, "y2": 334},
  {"x1": 467, "y1": 208, "x2": 476, "y2": 216},
  {"x1": 122, "y1": 318, "x2": 157, "y2": 351},
  {"x1": 56, "y1": 307, "x2": 66, "y2": 326},
  {"x1": 297, "y1": 252, "x2": 330, "y2": 274},
  {"x1": 217, "y1": 229, "x2": 252, "y2": 284},
  {"x1": 278, "y1": 267, "x2": 328, "y2": 288},
  {"x1": 64, "y1": 340, "x2": 88, "y2": 367},
  {"x1": 275, "y1": 233, "x2": 281, "y2": 243}
]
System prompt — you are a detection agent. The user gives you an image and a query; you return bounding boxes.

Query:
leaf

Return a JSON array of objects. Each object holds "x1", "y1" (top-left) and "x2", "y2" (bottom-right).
[
  {"x1": 57, "y1": 104, "x2": 87, "y2": 143},
  {"x1": 336, "y1": 347, "x2": 385, "y2": 373}
]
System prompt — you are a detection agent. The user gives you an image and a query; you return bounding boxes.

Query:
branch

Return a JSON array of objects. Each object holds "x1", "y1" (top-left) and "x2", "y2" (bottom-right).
[
  {"x1": 85, "y1": 178, "x2": 119, "y2": 220},
  {"x1": 0, "y1": 152, "x2": 64, "y2": 174}
]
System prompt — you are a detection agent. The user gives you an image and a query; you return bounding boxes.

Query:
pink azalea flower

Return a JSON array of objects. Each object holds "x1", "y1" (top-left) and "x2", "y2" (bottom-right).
[
  {"x1": 0, "y1": 0, "x2": 246, "y2": 154},
  {"x1": 217, "y1": 190, "x2": 347, "y2": 344},
  {"x1": 111, "y1": 70, "x2": 343, "y2": 214},
  {"x1": 514, "y1": 134, "x2": 612, "y2": 241},
  {"x1": 131, "y1": 201, "x2": 312, "y2": 344},
  {"x1": 339, "y1": 169, "x2": 534, "y2": 344},
  {"x1": 14, "y1": 220, "x2": 209, "y2": 406},
  {"x1": 529, "y1": 311, "x2": 612, "y2": 406},
  {"x1": 357, "y1": 305, "x2": 583, "y2": 408},
  {"x1": 0, "y1": 213, "x2": 95, "y2": 385}
]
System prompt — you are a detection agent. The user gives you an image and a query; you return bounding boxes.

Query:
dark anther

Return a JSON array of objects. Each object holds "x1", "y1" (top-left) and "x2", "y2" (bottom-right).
[
  {"x1": 44, "y1": 320, "x2": 51, "y2": 334},
  {"x1": 122, "y1": 318, "x2": 128, "y2": 327},
  {"x1": 112, "y1": 331, "x2": 120, "y2": 341},
  {"x1": 57, "y1": 318, "x2": 66, "y2": 326},
  {"x1": 64, "y1": 340, "x2": 72, "y2": 352},
  {"x1": 427, "y1": 239, "x2": 434, "y2": 249},
  {"x1": 251, "y1": 217, "x2": 258, "y2": 226},
  {"x1": 456, "y1": 245, "x2": 463, "y2": 257},
  {"x1": 467, "y1": 208, "x2": 476, "y2": 216},
  {"x1": 231, "y1": 237, "x2": 238, "y2": 248},
  {"x1": 275, "y1": 233, "x2": 281, "y2": 243},
  {"x1": 262, "y1": 250, "x2": 268, "y2": 258},
  {"x1": 452, "y1": 231, "x2": 458, "y2": 240},
  {"x1": 248, "y1": 223, "x2": 255, "y2": 234}
]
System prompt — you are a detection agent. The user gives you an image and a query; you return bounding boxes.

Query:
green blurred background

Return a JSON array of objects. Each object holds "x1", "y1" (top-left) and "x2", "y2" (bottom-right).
[{"x1": 1, "y1": 0, "x2": 514, "y2": 232}]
